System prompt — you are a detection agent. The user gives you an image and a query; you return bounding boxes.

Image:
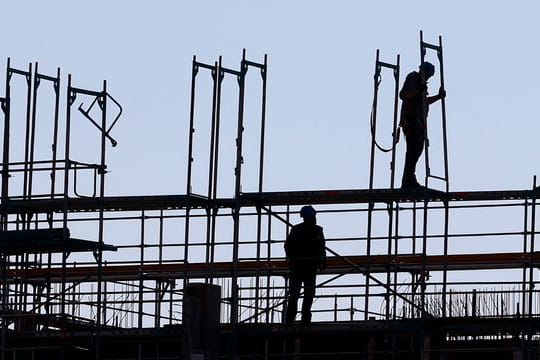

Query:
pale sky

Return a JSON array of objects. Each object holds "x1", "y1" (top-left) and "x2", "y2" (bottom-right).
[{"x1": 2, "y1": 1, "x2": 539, "y2": 197}]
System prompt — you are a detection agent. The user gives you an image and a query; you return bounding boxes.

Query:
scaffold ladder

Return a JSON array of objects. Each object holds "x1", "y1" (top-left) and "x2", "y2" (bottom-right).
[{"x1": 420, "y1": 31, "x2": 450, "y2": 193}]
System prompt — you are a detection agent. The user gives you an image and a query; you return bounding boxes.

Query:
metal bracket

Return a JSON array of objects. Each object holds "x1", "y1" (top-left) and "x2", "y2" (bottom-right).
[
  {"x1": 73, "y1": 162, "x2": 99, "y2": 198},
  {"x1": 68, "y1": 90, "x2": 77, "y2": 106},
  {"x1": 34, "y1": 75, "x2": 41, "y2": 89},
  {"x1": 92, "y1": 249, "x2": 101, "y2": 263},
  {"x1": 77, "y1": 91, "x2": 123, "y2": 147}
]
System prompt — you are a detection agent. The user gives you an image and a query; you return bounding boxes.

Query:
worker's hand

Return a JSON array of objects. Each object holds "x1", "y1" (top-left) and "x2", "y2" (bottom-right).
[
  {"x1": 319, "y1": 261, "x2": 327, "y2": 271},
  {"x1": 438, "y1": 87, "x2": 446, "y2": 99}
]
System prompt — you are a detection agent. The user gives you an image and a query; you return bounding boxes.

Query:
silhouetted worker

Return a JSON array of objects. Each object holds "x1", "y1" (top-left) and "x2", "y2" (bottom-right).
[
  {"x1": 400, "y1": 61, "x2": 446, "y2": 188},
  {"x1": 284, "y1": 205, "x2": 327, "y2": 325}
]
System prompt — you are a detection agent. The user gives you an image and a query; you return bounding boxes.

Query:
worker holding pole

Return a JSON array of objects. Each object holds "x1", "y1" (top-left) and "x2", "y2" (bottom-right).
[{"x1": 400, "y1": 62, "x2": 446, "y2": 188}]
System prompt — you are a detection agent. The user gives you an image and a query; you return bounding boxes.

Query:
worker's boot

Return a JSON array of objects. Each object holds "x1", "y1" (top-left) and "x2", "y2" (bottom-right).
[{"x1": 300, "y1": 312, "x2": 311, "y2": 326}]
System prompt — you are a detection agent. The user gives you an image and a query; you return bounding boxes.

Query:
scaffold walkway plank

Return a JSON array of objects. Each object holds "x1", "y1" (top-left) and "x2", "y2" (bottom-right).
[
  {"x1": 0, "y1": 228, "x2": 117, "y2": 255},
  {"x1": 0, "y1": 194, "x2": 210, "y2": 214},
  {"x1": 240, "y1": 188, "x2": 537, "y2": 206},
  {"x1": 1, "y1": 188, "x2": 537, "y2": 214},
  {"x1": 8, "y1": 251, "x2": 539, "y2": 282}
]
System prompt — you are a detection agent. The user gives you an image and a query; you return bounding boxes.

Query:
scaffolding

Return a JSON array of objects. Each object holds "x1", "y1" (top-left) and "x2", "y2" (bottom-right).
[{"x1": 1, "y1": 34, "x2": 540, "y2": 359}]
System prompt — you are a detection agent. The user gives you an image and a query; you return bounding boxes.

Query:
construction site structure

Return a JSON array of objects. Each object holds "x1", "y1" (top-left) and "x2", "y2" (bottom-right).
[{"x1": 2, "y1": 34, "x2": 540, "y2": 360}]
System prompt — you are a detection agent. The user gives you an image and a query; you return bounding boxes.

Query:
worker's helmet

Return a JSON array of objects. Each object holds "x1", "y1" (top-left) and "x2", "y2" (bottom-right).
[
  {"x1": 300, "y1": 205, "x2": 316, "y2": 218},
  {"x1": 419, "y1": 62, "x2": 435, "y2": 77}
]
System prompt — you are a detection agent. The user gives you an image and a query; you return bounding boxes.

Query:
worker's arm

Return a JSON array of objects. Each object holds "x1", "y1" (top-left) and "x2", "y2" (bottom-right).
[
  {"x1": 284, "y1": 226, "x2": 297, "y2": 260},
  {"x1": 427, "y1": 87, "x2": 446, "y2": 105},
  {"x1": 318, "y1": 228, "x2": 327, "y2": 270}
]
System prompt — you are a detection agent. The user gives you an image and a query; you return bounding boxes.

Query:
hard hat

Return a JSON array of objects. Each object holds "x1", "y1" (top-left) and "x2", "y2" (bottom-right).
[{"x1": 300, "y1": 205, "x2": 316, "y2": 218}]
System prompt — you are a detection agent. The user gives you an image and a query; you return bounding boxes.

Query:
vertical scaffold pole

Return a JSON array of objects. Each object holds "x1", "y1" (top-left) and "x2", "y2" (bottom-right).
[
  {"x1": 390, "y1": 55, "x2": 400, "y2": 190},
  {"x1": 5, "y1": 62, "x2": 32, "y2": 232},
  {"x1": 368, "y1": 50, "x2": 400, "y2": 320},
  {"x1": 527, "y1": 177, "x2": 537, "y2": 346},
  {"x1": 368, "y1": 49, "x2": 380, "y2": 191},
  {"x1": 0, "y1": 61, "x2": 7, "y2": 360},
  {"x1": 184, "y1": 56, "x2": 199, "y2": 287},
  {"x1": 209, "y1": 58, "x2": 224, "y2": 272},
  {"x1": 138, "y1": 211, "x2": 145, "y2": 331},
  {"x1": 419, "y1": 30, "x2": 430, "y2": 190},
  {"x1": 49, "y1": 67, "x2": 61, "y2": 200},
  {"x1": 205, "y1": 60, "x2": 219, "y2": 281},
  {"x1": 265, "y1": 206, "x2": 272, "y2": 323},
  {"x1": 284, "y1": 205, "x2": 291, "y2": 324},
  {"x1": 62, "y1": 74, "x2": 75, "y2": 360},
  {"x1": 387, "y1": 55, "x2": 399, "y2": 321},
  {"x1": 418, "y1": 30, "x2": 429, "y2": 349},
  {"x1": 0, "y1": 253, "x2": 5, "y2": 360},
  {"x1": 21, "y1": 63, "x2": 32, "y2": 205},
  {"x1": 0, "y1": 60, "x2": 12, "y2": 360},
  {"x1": 231, "y1": 49, "x2": 248, "y2": 325},
  {"x1": 5, "y1": 62, "x2": 28, "y2": 318},
  {"x1": 258, "y1": 55, "x2": 268, "y2": 200},
  {"x1": 522, "y1": 182, "x2": 530, "y2": 317},
  {"x1": 28, "y1": 62, "x2": 39, "y2": 201},
  {"x1": 365, "y1": 50, "x2": 379, "y2": 320},
  {"x1": 528, "y1": 178, "x2": 537, "y2": 318},
  {"x1": 438, "y1": 35, "x2": 450, "y2": 193},
  {"x1": 420, "y1": 194, "x2": 428, "y2": 360},
  {"x1": 392, "y1": 203, "x2": 400, "y2": 318},
  {"x1": 364, "y1": 208, "x2": 373, "y2": 321},
  {"x1": 254, "y1": 54, "x2": 268, "y2": 323},
  {"x1": 96, "y1": 80, "x2": 107, "y2": 360},
  {"x1": 1, "y1": 59, "x2": 10, "y2": 232},
  {"x1": 441, "y1": 198, "x2": 449, "y2": 318}
]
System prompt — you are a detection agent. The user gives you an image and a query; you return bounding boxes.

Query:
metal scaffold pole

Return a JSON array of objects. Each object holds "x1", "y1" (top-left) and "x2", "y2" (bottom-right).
[
  {"x1": 231, "y1": 50, "x2": 247, "y2": 326},
  {"x1": 367, "y1": 49, "x2": 400, "y2": 321},
  {"x1": 185, "y1": 55, "x2": 199, "y2": 289},
  {"x1": 62, "y1": 73, "x2": 74, "y2": 360},
  {"x1": 1, "y1": 59, "x2": 11, "y2": 232},
  {"x1": 96, "y1": 79, "x2": 107, "y2": 360},
  {"x1": 48, "y1": 67, "x2": 61, "y2": 201},
  {"x1": 527, "y1": 177, "x2": 537, "y2": 350},
  {"x1": 0, "y1": 60, "x2": 9, "y2": 360},
  {"x1": 209, "y1": 57, "x2": 223, "y2": 274},
  {"x1": 21, "y1": 63, "x2": 32, "y2": 205},
  {"x1": 254, "y1": 54, "x2": 268, "y2": 323}
]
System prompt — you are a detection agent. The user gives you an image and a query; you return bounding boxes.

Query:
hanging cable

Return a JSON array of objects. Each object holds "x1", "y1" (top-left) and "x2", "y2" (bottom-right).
[{"x1": 370, "y1": 73, "x2": 399, "y2": 153}]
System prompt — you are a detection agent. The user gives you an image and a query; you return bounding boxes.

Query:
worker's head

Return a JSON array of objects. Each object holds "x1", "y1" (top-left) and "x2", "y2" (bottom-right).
[
  {"x1": 419, "y1": 61, "x2": 435, "y2": 79},
  {"x1": 300, "y1": 205, "x2": 317, "y2": 224}
]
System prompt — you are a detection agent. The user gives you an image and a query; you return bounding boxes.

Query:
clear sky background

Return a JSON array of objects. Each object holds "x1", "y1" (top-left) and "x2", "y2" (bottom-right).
[{"x1": 2, "y1": 1, "x2": 539, "y2": 197}]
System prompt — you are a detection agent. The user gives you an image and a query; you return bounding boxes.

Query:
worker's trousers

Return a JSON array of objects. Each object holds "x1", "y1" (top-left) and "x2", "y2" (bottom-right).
[{"x1": 285, "y1": 265, "x2": 317, "y2": 325}]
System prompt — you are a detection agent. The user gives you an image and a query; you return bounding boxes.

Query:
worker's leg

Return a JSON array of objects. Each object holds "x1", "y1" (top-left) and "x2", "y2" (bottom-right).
[
  {"x1": 301, "y1": 269, "x2": 317, "y2": 325},
  {"x1": 402, "y1": 123, "x2": 425, "y2": 187},
  {"x1": 286, "y1": 272, "x2": 302, "y2": 324}
]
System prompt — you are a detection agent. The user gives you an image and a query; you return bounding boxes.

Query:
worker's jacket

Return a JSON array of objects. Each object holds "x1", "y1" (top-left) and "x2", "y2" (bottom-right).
[
  {"x1": 284, "y1": 223, "x2": 326, "y2": 269},
  {"x1": 399, "y1": 71, "x2": 429, "y2": 129}
]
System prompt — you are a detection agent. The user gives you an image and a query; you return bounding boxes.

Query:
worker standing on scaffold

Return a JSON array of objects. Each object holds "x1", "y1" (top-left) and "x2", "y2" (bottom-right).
[
  {"x1": 400, "y1": 61, "x2": 446, "y2": 188},
  {"x1": 284, "y1": 205, "x2": 327, "y2": 325}
]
